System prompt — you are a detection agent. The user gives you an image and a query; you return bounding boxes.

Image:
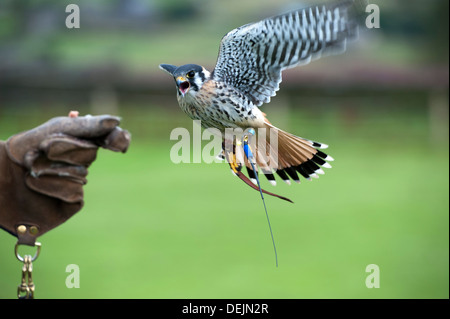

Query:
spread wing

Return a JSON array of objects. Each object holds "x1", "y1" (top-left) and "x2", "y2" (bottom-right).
[{"x1": 212, "y1": 1, "x2": 358, "y2": 107}]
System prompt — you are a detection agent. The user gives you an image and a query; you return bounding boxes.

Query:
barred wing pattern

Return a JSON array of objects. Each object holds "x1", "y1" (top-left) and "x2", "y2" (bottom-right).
[{"x1": 212, "y1": 1, "x2": 357, "y2": 107}]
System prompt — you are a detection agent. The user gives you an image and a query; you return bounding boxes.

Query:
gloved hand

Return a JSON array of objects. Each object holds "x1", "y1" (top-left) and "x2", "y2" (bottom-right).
[{"x1": 0, "y1": 114, "x2": 131, "y2": 245}]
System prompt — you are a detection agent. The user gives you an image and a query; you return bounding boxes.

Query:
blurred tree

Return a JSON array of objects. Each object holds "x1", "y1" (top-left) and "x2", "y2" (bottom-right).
[
  {"x1": 380, "y1": 0, "x2": 448, "y2": 62},
  {"x1": 152, "y1": 0, "x2": 201, "y2": 20}
]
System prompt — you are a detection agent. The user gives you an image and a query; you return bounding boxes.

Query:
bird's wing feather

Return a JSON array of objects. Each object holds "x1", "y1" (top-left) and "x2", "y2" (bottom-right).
[{"x1": 212, "y1": 1, "x2": 358, "y2": 107}]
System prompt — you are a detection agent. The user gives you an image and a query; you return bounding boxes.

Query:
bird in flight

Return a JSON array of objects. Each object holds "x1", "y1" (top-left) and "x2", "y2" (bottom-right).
[{"x1": 160, "y1": 1, "x2": 358, "y2": 202}]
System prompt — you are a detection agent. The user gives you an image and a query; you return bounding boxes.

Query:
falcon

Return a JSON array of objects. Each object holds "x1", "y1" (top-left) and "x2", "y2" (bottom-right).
[{"x1": 160, "y1": 1, "x2": 358, "y2": 201}]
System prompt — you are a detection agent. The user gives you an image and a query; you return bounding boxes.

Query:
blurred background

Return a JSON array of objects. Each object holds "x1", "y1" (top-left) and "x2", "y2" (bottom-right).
[{"x1": 0, "y1": 0, "x2": 448, "y2": 298}]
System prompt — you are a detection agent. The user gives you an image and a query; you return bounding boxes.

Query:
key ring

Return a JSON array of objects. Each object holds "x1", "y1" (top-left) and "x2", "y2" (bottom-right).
[{"x1": 15, "y1": 242, "x2": 41, "y2": 262}]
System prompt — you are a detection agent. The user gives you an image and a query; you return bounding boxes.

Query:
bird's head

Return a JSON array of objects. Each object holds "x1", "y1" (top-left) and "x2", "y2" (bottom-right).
[{"x1": 159, "y1": 63, "x2": 211, "y2": 98}]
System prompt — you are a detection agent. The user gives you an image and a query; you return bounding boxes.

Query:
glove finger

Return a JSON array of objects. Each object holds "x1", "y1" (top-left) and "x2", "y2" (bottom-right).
[
  {"x1": 26, "y1": 154, "x2": 87, "y2": 203},
  {"x1": 6, "y1": 115, "x2": 120, "y2": 165},
  {"x1": 30, "y1": 156, "x2": 88, "y2": 184},
  {"x1": 97, "y1": 127, "x2": 131, "y2": 153},
  {"x1": 40, "y1": 135, "x2": 99, "y2": 166},
  {"x1": 44, "y1": 115, "x2": 121, "y2": 139},
  {"x1": 26, "y1": 174, "x2": 84, "y2": 203}
]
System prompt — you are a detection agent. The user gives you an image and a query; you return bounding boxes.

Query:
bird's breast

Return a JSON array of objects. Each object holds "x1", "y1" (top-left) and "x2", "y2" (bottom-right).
[{"x1": 177, "y1": 80, "x2": 264, "y2": 131}]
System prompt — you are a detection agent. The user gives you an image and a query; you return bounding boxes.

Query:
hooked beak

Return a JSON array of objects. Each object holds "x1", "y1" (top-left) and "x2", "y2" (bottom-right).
[{"x1": 176, "y1": 76, "x2": 190, "y2": 96}]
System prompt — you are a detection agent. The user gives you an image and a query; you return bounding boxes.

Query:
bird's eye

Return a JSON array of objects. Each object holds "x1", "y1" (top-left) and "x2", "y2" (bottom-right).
[{"x1": 186, "y1": 71, "x2": 195, "y2": 78}]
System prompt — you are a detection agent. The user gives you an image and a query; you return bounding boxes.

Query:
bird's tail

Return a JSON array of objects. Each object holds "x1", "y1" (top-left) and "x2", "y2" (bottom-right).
[
  {"x1": 260, "y1": 123, "x2": 334, "y2": 185},
  {"x1": 223, "y1": 123, "x2": 334, "y2": 201}
]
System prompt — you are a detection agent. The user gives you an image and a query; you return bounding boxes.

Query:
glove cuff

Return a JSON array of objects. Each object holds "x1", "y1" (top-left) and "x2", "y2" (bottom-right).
[
  {"x1": 0, "y1": 141, "x2": 83, "y2": 245},
  {"x1": 0, "y1": 141, "x2": 36, "y2": 244}
]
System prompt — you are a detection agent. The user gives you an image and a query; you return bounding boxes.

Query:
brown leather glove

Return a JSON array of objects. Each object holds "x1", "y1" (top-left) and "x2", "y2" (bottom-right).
[{"x1": 0, "y1": 115, "x2": 131, "y2": 245}]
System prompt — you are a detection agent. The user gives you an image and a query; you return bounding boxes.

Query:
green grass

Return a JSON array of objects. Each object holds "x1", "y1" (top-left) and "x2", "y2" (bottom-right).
[
  {"x1": 0, "y1": 106, "x2": 448, "y2": 298},
  {"x1": 0, "y1": 0, "x2": 448, "y2": 299}
]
